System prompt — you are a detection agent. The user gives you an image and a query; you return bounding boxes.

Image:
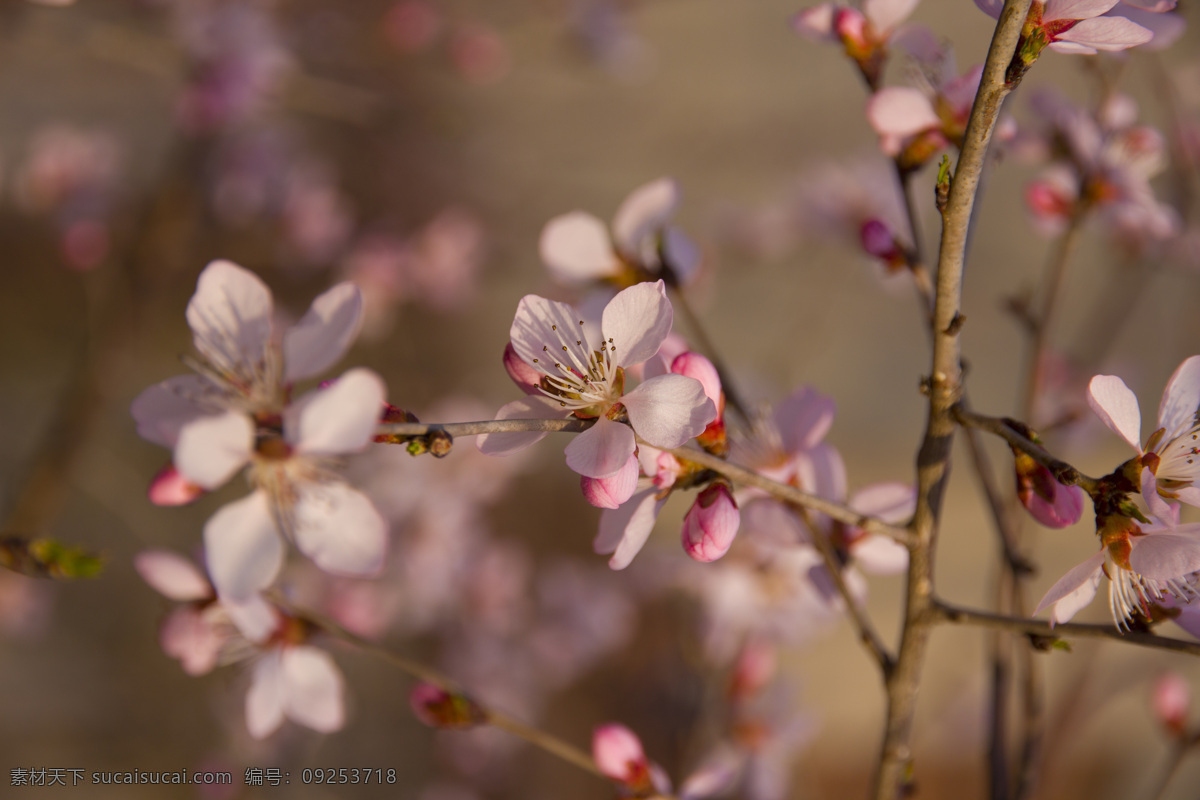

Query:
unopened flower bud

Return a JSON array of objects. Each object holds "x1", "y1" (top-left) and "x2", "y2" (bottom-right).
[
  {"x1": 592, "y1": 723, "x2": 652, "y2": 791},
  {"x1": 1014, "y1": 450, "x2": 1086, "y2": 528},
  {"x1": 860, "y1": 219, "x2": 906, "y2": 271},
  {"x1": 671, "y1": 352, "x2": 726, "y2": 454},
  {"x1": 682, "y1": 483, "x2": 740, "y2": 562},
  {"x1": 1153, "y1": 672, "x2": 1190, "y2": 738},
  {"x1": 409, "y1": 683, "x2": 486, "y2": 729},
  {"x1": 582, "y1": 453, "x2": 639, "y2": 509},
  {"x1": 148, "y1": 464, "x2": 205, "y2": 506}
]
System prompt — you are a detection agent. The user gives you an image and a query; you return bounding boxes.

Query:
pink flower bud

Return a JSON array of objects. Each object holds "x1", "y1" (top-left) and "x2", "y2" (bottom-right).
[
  {"x1": 653, "y1": 451, "x2": 682, "y2": 491},
  {"x1": 592, "y1": 723, "x2": 651, "y2": 789},
  {"x1": 1153, "y1": 672, "x2": 1190, "y2": 738},
  {"x1": 582, "y1": 453, "x2": 640, "y2": 509},
  {"x1": 682, "y1": 484, "x2": 740, "y2": 563},
  {"x1": 833, "y1": 8, "x2": 868, "y2": 51},
  {"x1": 860, "y1": 219, "x2": 905, "y2": 271},
  {"x1": 1014, "y1": 452, "x2": 1086, "y2": 528},
  {"x1": 409, "y1": 683, "x2": 486, "y2": 729},
  {"x1": 503, "y1": 342, "x2": 543, "y2": 394},
  {"x1": 671, "y1": 352, "x2": 726, "y2": 454},
  {"x1": 148, "y1": 464, "x2": 204, "y2": 506}
]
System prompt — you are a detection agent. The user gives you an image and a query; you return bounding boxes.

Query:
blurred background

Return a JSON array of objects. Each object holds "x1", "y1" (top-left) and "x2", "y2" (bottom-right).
[{"x1": 1, "y1": 0, "x2": 1200, "y2": 798}]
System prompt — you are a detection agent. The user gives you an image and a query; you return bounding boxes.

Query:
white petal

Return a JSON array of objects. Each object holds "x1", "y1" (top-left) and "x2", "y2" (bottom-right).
[
  {"x1": 539, "y1": 212, "x2": 620, "y2": 283},
  {"x1": 1129, "y1": 533, "x2": 1200, "y2": 581},
  {"x1": 225, "y1": 595, "x2": 277, "y2": 643},
  {"x1": 863, "y1": 0, "x2": 920, "y2": 31},
  {"x1": 595, "y1": 488, "x2": 664, "y2": 570},
  {"x1": 174, "y1": 410, "x2": 254, "y2": 489},
  {"x1": 601, "y1": 281, "x2": 674, "y2": 369},
  {"x1": 282, "y1": 646, "x2": 345, "y2": 733},
  {"x1": 1035, "y1": 551, "x2": 1105, "y2": 617},
  {"x1": 1158, "y1": 356, "x2": 1200, "y2": 440},
  {"x1": 1043, "y1": 0, "x2": 1120, "y2": 21},
  {"x1": 287, "y1": 368, "x2": 386, "y2": 455},
  {"x1": 160, "y1": 607, "x2": 222, "y2": 676},
  {"x1": 246, "y1": 650, "x2": 287, "y2": 739},
  {"x1": 774, "y1": 385, "x2": 836, "y2": 454},
  {"x1": 793, "y1": 443, "x2": 847, "y2": 504},
  {"x1": 852, "y1": 534, "x2": 909, "y2": 575},
  {"x1": 292, "y1": 483, "x2": 387, "y2": 577},
  {"x1": 186, "y1": 260, "x2": 274, "y2": 374},
  {"x1": 1142, "y1": 467, "x2": 1177, "y2": 524},
  {"x1": 565, "y1": 416, "x2": 636, "y2": 478},
  {"x1": 867, "y1": 88, "x2": 942, "y2": 140},
  {"x1": 131, "y1": 375, "x2": 215, "y2": 447},
  {"x1": 612, "y1": 178, "x2": 679, "y2": 257},
  {"x1": 134, "y1": 550, "x2": 212, "y2": 601},
  {"x1": 476, "y1": 396, "x2": 566, "y2": 455},
  {"x1": 1052, "y1": 17, "x2": 1153, "y2": 51},
  {"x1": 621, "y1": 374, "x2": 715, "y2": 449},
  {"x1": 283, "y1": 282, "x2": 364, "y2": 382},
  {"x1": 850, "y1": 482, "x2": 917, "y2": 525},
  {"x1": 1087, "y1": 374, "x2": 1142, "y2": 451},
  {"x1": 204, "y1": 491, "x2": 284, "y2": 601},
  {"x1": 1050, "y1": 570, "x2": 1101, "y2": 625}
]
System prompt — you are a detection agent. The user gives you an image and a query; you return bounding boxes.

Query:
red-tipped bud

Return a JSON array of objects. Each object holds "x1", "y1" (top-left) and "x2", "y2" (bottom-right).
[
  {"x1": 1014, "y1": 451, "x2": 1086, "y2": 528},
  {"x1": 1153, "y1": 673, "x2": 1190, "y2": 738},
  {"x1": 503, "y1": 342, "x2": 543, "y2": 395},
  {"x1": 682, "y1": 484, "x2": 740, "y2": 562},
  {"x1": 148, "y1": 464, "x2": 205, "y2": 506},
  {"x1": 860, "y1": 219, "x2": 906, "y2": 271},
  {"x1": 582, "y1": 453, "x2": 640, "y2": 509},
  {"x1": 833, "y1": 7, "x2": 869, "y2": 52},
  {"x1": 671, "y1": 352, "x2": 726, "y2": 454},
  {"x1": 593, "y1": 723, "x2": 652, "y2": 791},
  {"x1": 409, "y1": 683, "x2": 486, "y2": 729}
]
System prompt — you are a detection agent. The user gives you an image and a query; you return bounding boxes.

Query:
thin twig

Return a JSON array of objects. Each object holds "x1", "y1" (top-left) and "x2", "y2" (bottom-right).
[
  {"x1": 282, "y1": 599, "x2": 606, "y2": 779},
  {"x1": 874, "y1": 2, "x2": 1032, "y2": 796},
  {"x1": 933, "y1": 601, "x2": 1200, "y2": 657}
]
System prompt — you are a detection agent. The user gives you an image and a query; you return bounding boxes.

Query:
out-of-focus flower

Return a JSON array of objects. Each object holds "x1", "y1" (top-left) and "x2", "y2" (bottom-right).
[
  {"x1": 792, "y1": 0, "x2": 923, "y2": 89},
  {"x1": 409, "y1": 683, "x2": 487, "y2": 729},
  {"x1": 1152, "y1": 672, "x2": 1190, "y2": 737},
  {"x1": 866, "y1": 63, "x2": 982, "y2": 172},
  {"x1": 974, "y1": 0, "x2": 1153, "y2": 57},
  {"x1": 593, "y1": 723, "x2": 668, "y2": 795},
  {"x1": 479, "y1": 280, "x2": 714, "y2": 480},
  {"x1": 540, "y1": 178, "x2": 701, "y2": 287},
  {"x1": 384, "y1": 0, "x2": 443, "y2": 53}
]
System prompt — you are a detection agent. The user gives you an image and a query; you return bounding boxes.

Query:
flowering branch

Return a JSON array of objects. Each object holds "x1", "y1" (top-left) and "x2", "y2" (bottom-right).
[
  {"x1": 933, "y1": 600, "x2": 1200, "y2": 658},
  {"x1": 876, "y1": 1, "x2": 1033, "y2": 797},
  {"x1": 275, "y1": 598, "x2": 607, "y2": 780}
]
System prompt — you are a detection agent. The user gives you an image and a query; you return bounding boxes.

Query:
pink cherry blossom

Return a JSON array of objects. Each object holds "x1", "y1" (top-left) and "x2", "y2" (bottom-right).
[
  {"x1": 539, "y1": 178, "x2": 701, "y2": 286},
  {"x1": 974, "y1": 0, "x2": 1153, "y2": 55},
  {"x1": 478, "y1": 281, "x2": 715, "y2": 479},
  {"x1": 1035, "y1": 515, "x2": 1200, "y2": 628},
  {"x1": 1088, "y1": 357, "x2": 1200, "y2": 509},
  {"x1": 793, "y1": 0, "x2": 923, "y2": 89},
  {"x1": 245, "y1": 644, "x2": 345, "y2": 738},
  {"x1": 581, "y1": 453, "x2": 640, "y2": 509},
  {"x1": 866, "y1": 64, "x2": 982, "y2": 171}
]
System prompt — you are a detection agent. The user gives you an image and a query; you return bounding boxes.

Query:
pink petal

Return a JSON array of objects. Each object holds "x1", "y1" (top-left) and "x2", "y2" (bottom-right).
[
  {"x1": 663, "y1": 228, "x2": 700, "y2": 282},
  {"x1": 621, "y1": 374, "x2": 715, "y2": 449},
  {"x1": 160, "y1": 607, "x2": 223, "y2": 676},
  {"x1": 612, "y1": 178, "x2": 679, "y2": 258},
  {"x1": 1128, "y1": 533, "x2": 1200, "y2": 581},
  {"x1": 1087, "y1": 374, "x2": 1142, "y2": 451},
  {"x1": 1035, "y1": 550, "x2": 1106, "y2": 616},
  {"x1": 135, "y1": 550, "x2": 212, "y2": 601},
  {"x1": 863, "y1": 0, "x2": 920, "y2": 32},
  {"x1": 582, "y1": 453, "x2": 640, "y2": 509},
  {"x1": 682, "y1": 484, "x2": 740, "y2": 563},
  {"x1": 793, "y1": 443, "x2": 847, "y2": 505},
  {"x1": 852, "y1": 534, "x2": 909, "y2": 574},
  {"x1": 204, "y1": 491, "x2": 283, "y2": 602},
  {"x1": 973, "y1": 0, "x2": 1005, "y2": 20},
  {"x1": 849, "y1": 482, "x2": 916, "y2": 524},
  {"x1": 539, "y1": 211, "x2": 620, "y2": 283},
  {"x1": 186, "y1": 260, "x2": 274, "y2": 373},
  {"x1": 792, "y1": 3, "x2": 837, "y2": 40},
  {"x1": 174, "y1": 410, "x2": 254, "y2": 489},
  {"x1": 246, "y1": 650, "x2": 287, "y2": 738},
  {"x1": 565, "y1": 416, "x2": 636, "y2": 478},
  {"x1": 775, "y1": 386, "x2": 836, "y2": 454},
  {"x1": 671, "y1": 352, "x2": 722, "y2": 408},
  {"x1": 287, "y1": 368, "x2": 386, "y2": 455},
  {"x1": 283, "y1": 282, "x2": 364, "y2": 383},
  {"x1": 1043, "y1": 0, "x2": 1121, "y2": 21},
  {"x1": 225, "y1": 596, "x2": 277, "y2": 643},
  {"x1": 1142, "y1": 466, "x2": 1177, "y2": 523},
  {"x1": 595, "y1": 488, "x2": 664, "y2": 570},
  {"x1": 503, "y1": 342, "x2": 543, "y2": 395},
  {"x1": 509, "y1": 293, "x2": 589, "y2": 370},
  {"x1": 1158, "y1": 356, "x2": 1200, "y2": 440},
  {"x1": 1120, "y1": 0, "x2": 1175, "y2": 10},
  {"x1": 1113, "y1": 5, "x2": 1185, "y2": 51},
  {"x1": 1025, "y1": 481, "x2": 1088, "y2": 528},
  {"x1": 1050, "y1": 16, "x2": 1153, "y2": 51},
  {"x1": 741, "y1": 499, "x2": 807, "y2": 547},
  {"x1": 476, "y1": 395, "x2": 566, "y2": 455},
  {"x1": 131, "y1": 375, "x2": 213, "y2": 448},
  {"x1": 592, "y1": 723, "x2": 648, "y2": 784},
  {"x1": 866, "y1": 88, "x2": 941, "y2": 141},
  {"x1": 601, "y1": 280, "x2": 674, "y2": 369},
  {"x1": 281, "y1": 646, "x2": 345, "y2": 733},
  {"x1": 292, "y1": 483, "x2": 387, "y2": 577}
]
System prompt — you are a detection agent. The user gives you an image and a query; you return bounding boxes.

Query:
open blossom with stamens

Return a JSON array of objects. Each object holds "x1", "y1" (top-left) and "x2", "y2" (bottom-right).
[
  {"x1": 1088, "y1": 357, "x2": 1200, "y2": 509},
  {"x1": 974, "y1": 0, "x2": 1153, "y2": 56},
  {"x1": 1035, "y1": 510, "x2": 1200, "y2": 629},
  {"x1": 131, "y1": 260, "x2": 388, "y2": 601},
  {"x1": 478, "y1": 280, "x2": 715, "y2": 481},
  {"x1": 539, "y1": 178, "x2": 701, "y2": 287}
]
